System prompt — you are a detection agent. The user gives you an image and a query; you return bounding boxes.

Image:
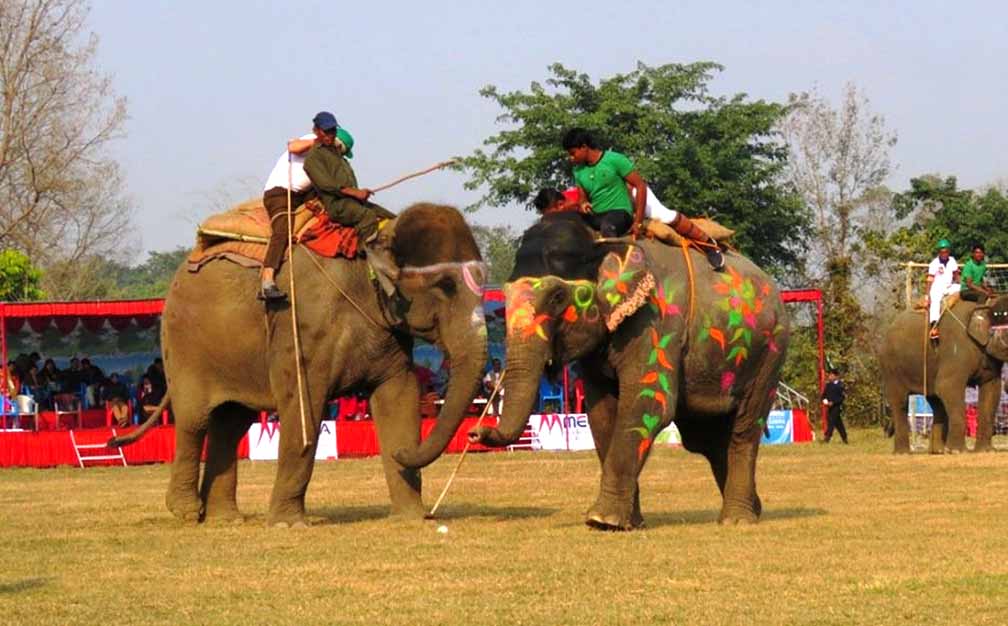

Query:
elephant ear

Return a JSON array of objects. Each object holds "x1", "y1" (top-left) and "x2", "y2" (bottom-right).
[
  {"x1": 968, "y1": 307, "x2": 992, "y2": 347},
  {"x1": 596, "y1": 248, "x2": 656, "y2": 332}
]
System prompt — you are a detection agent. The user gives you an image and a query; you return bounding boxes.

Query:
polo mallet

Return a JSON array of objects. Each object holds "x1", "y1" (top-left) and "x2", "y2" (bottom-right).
[{"x1": 428, "y1": 368, "x2": 506, "y2": 518}]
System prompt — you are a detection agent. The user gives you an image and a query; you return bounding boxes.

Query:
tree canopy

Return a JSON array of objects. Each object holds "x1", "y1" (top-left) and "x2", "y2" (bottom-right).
[
  {"x1": 461, "y1": 62, "x2": 809, "y2": 272},
  {"x1": 0, "y1": 249, "x2": 44, "y2": 301}
]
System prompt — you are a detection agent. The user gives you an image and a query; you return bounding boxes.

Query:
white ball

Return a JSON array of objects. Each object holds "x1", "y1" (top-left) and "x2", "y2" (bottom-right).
[{"x1": 436, "y1": 525, "x2": 449, "y2": 534}]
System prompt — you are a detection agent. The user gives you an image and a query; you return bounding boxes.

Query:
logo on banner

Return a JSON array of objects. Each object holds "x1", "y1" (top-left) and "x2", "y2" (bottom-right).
[{"x1": 537, "y1": 413, "x2": 588, "y2": 433}]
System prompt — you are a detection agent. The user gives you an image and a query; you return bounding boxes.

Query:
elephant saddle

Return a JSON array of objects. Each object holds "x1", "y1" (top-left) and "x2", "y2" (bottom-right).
[
  {"x1": 186, "y1": 197, "x2": 360, "y2": 271},
  {"x1": 912, "y1": 291, "x2": 960, "y2": 313},
  {"x1": 642, "y1": 217, "x2": 734, "y2": 247}
]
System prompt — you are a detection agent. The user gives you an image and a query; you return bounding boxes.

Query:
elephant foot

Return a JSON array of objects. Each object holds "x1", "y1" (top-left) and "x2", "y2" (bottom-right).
[
  {"x1": 971, "y1": 442, "x2": 994, "y2": 453},
  {"x1": 166, "y1": 491, "x2": 203, "y2": 523},
  {"x1": 893, "y1": 446, "x2": 911, "y2": 455},
  {"x1": 267, "y1": 508, "x2": 308, "y2": 529},
  {"x1": 203, "y1": 505, "x2": 246, "y2": 525},
  {"x1": 718, "y1": 496, "x2": 761, "y2": 525},
  {"x1": 585, "y1": 499, "x2": 643, "y2": 531},
  {"x1": 388, "y1": 503, "x2": 427, "y2": 520},
  {"x1": 947, "y1": 447, "x2": 963, "y2": 455},
  {"x1": 270, "y1": 519, "x2": 309, "y2": 529}
]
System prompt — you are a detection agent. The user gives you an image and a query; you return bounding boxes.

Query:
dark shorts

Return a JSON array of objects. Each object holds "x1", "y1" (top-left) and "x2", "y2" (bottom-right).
[{"x1": 585, "y1": 210, "x2": 633, "y2": 237}]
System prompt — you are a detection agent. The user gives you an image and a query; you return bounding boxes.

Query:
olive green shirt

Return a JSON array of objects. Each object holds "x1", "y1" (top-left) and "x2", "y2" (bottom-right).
[{"x1": 303, "y1": 144, "x2": 394, "y2": 241}]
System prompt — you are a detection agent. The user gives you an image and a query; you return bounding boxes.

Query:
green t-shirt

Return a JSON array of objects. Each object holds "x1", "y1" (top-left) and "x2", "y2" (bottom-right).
[
  {"x1": 572, "y1": 150, "x2": 634, "y2": 215},
  {"x1": 960, "y1": 258, "x2": 987, "y2": 292}
]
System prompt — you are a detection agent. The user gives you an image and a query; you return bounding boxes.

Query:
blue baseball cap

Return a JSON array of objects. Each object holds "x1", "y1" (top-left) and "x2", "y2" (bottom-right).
[{"x1": 312, "y1": 111, "x2": 339, "y2": 133}]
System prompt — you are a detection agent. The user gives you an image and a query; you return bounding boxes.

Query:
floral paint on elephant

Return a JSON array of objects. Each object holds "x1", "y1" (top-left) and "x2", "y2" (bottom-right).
[
  {"x1": 505, "y1": 278, "x2": 550, "y2": 342},
  {"x1": 632, "y1": 326, "x2": 678, "y2": 460},
  {"x1": 697, "y1": 267, "x2": 783, "y2": 394},
  {"x1": 598, "y1": 248, "x2": 656, "y2": 331},
  {"x1": 561, "y1": 281, "x2": 601, "y2": 325}
]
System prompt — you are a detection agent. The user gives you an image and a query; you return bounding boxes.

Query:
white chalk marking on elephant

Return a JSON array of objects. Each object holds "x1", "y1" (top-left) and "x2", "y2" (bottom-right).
[
  {"x1": 470, "y1": 305, "x2": 487, "y2": 336},
  {"x1": 398, "y1": 261, "x2": 488, "y2": 297}
]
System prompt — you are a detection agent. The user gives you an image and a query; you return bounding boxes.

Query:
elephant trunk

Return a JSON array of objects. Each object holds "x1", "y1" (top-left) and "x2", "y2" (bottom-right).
[
  {"x1": 394, "y1": 312, "x2": 488, "y2": 469},
  {"x1": 469, "y1": 341, "x2": 548, "y2": 447}
]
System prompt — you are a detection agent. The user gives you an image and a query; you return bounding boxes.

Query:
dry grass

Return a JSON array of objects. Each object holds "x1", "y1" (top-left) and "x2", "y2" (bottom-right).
[{"x1": 2, "y1": 429, "x2": 1008, "y2": 625}]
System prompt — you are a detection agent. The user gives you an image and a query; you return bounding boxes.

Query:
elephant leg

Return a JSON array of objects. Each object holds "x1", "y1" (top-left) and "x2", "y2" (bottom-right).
[
  {"x1": 370, "y1": 371, "x2": 425, "y2": 519},
  {"x1": 581, "y1": 361, "x2": 619, "y2": 465},
  {"x1": 929, "y1": 399, "x2": 948, "y2": 454},
  {"x1": 677, "y1": 413, "x2": 732, "y2": 496},
  {"x1": 935, "y1": 377, "x2": 967, "y2": 452},
  {"x1": 165, "y1": 394, "x2": 210, "y2": 522},
  {"x1": 972, "y1": 378, "x2": 1000, "y2": 452},
  {"x1": 586, "y1": 366, "x2": 678, "y2": 531},
  {"x1": 201, "y1": 403, "x2": 257, "y2": 522},
  {"x1": 886, "y1": 384, "x2": 912, "y2": 454},
  {"x1": 267, "y1": 387, "x2": 325, "y2": 528}
]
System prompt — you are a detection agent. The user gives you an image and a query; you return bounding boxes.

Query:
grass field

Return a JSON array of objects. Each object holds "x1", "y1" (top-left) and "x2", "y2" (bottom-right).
[{"x1": 2, "y1": 428, "x2": 1008, "y2": 625}]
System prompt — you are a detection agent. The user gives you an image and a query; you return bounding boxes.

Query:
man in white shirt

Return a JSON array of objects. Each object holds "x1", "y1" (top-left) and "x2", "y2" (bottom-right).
[
  {"x1": 257, "y1": 112, "x2": 336, "y2": 301},
  {"x1": 926, "y1": 238, "x2": 959, "y2": 338}
]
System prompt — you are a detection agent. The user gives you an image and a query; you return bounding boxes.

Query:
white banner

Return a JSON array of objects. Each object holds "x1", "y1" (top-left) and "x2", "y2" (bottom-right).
[
  {"x1": 247, "y1": 420, "x2": 338, "y2": 461},
  {"x1": 526, "y1": 414, "x2": 681, "y2": 451}
]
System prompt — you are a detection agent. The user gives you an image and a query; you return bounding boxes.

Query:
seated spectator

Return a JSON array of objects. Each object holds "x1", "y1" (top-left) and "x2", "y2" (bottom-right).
[
  {"x1": 60, "y1": 357, "x2": 85, "y2": 396},
  {"x1": 103, "y1": 372, "x2": 131, "y2": 427},
  {"x1": 2, "y1": 361, "x2": 19, "y2": 398},
  {"x1": 22, "y1": 363, "x2": 48, "y2": 407},
  {"x1": 80, "y1": 357, "x2": 105, "y2": 408},
  {"x1": 137, "y1": 375, "x2": 164, "y2": 418},
  {"x1": 146, "y1": 358, "x2": 166, "y2": 394},
  {"x1": 40, "y1": 359, "x2": 62, "y2": 409},
  {"x1": 419, "y1": 385, "x2": 440, "y2": 418}
]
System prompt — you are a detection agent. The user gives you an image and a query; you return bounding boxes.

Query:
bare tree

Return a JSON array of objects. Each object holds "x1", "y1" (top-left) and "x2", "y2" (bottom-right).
[
  {"x1": 0, "y1": 0, "x2": 131, "y2": 297},
  {"x1": 779, "y1": 83, "x2": 897, "y2": 281}
]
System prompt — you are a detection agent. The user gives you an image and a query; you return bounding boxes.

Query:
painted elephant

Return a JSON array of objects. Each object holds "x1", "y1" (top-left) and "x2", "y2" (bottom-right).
[
  {"x1": 146, "y1": 203, "x2": 487, "y2": 525},
  {"x1": 436, "y1": 213, "x2": 789, "y2": 529},
  {"x1": 879, "y1": 296, "x2": 1008, "y2": 454}
]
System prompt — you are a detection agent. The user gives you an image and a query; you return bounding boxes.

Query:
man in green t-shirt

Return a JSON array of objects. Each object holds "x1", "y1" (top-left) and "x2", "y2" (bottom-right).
[
  {"x1": 561, "y1": 128, "x2": 724, "y2": 270},
  {"x1": 960, "y1": 243, "x2": 993, "y2": 303}
]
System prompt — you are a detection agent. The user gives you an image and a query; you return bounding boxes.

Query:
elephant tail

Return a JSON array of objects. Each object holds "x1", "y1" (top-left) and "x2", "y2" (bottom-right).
[{"x1": 106, "y1": 393, "x2": 170, "y2": 448}]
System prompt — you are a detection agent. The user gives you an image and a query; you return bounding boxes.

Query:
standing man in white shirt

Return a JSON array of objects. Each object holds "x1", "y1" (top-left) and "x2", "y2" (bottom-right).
[
  {"x1": 926, "y1": 238, "x2": 959, "y2": 339},
  {"x1": 257, "y1": 113, "x2": 333, "y2": 301}
]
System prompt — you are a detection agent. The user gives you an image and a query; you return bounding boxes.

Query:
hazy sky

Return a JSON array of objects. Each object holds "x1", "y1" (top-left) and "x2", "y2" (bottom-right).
[{"x1": 88, "y1": 1, "x2": 1008, "y2": 258}]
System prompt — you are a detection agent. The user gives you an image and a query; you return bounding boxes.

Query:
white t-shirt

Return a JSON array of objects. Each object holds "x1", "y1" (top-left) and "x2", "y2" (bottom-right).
[
  {"x1": 928, "y1": 256, "x2": 959, "y2": 297},
  {"x1": 263, "y1": 133, "x2": 315, "y2": 193}
]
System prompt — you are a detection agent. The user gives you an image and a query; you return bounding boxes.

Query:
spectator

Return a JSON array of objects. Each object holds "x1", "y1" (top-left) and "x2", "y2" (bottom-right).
[
  {"x1": 2, "y1": 360, "x2": 19, "y2": 398},
  {"x1": 419, "y1": 385, "x2": 440, "y2": 418},
  {"x1": 22, "y1": 363, "x2": 47, "y2": 407},
  {"x1": 103, "y1": 373, "x2": 131, "y2": 427},
  {"x1": 146, "y1": 358, "x2": 166, "y2": 394},
  {"x1": 40, "y1": 359, "x2": 61, "y2": 409},
  {"x1": 137, "y1": 375, "x2": 165, "y2": 419},
  {"x1": 482, "y1": 358, "x2": 504, "y2": 416},
  {"x1": 60, "y1": 357, "x2": 85, "y2": 395},
  {"x1": 821, "y1": 369, "x2": 848, "y2": 444},
  {"x1": 80, "y1": 358, "x2": 105, "y2": 407}
]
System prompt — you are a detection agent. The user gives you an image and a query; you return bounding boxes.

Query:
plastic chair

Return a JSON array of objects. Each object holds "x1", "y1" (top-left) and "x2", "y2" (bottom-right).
[
  {"x1": 15, "y1": 394, "x2": 38, "y2": 431},
  {"x1": 538, "y1": 376, "x2": 564, "y2": 413}
]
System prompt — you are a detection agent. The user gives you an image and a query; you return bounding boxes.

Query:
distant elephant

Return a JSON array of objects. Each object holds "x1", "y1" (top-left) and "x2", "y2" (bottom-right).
[
  {"x1": 879, "y1": 296, "x2": 1008, "y2": 454},
  {"x1": 134, "y1": 204, "x2": 488, "y2": 525},
  {"x1": 429, "y1": 213, "x2": 789, "y2": 529}
]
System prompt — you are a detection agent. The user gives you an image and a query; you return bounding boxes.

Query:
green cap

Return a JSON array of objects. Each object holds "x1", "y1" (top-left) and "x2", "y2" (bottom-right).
[
  {"x1": 335, "y1": 127, "x2": 354, "y2": 159},
  {"x1": 936, "y1": 238, "x2": 951, "y2": 250}
]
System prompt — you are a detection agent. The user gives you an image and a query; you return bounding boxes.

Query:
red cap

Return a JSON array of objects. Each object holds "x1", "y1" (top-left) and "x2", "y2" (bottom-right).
[{"x1": 562, "y1": 188, "x2": 580, "y2": 203}]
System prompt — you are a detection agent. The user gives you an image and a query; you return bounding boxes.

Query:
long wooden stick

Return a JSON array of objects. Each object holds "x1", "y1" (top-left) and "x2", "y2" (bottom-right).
[
  {"x1": 428, "y1": 369, "x2": 506, "y2": 518},
  {"x1": 370, "y1": 160, "x2": 458, "y2": 194},
  {"x1": 287, "y1": 156, "x2": 312, "y2": 452}
]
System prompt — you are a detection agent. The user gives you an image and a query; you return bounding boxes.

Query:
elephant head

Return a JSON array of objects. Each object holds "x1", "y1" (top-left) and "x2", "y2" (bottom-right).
[
  {"x1": 470, "y1": 214, "x2": 655, "y2": 446},
  {"x1": 383, "y1": 204, "x2": 489, "y2": 468},
  {"x1": 978, "y1": 294, "x2": 1008, "y2": 361}
]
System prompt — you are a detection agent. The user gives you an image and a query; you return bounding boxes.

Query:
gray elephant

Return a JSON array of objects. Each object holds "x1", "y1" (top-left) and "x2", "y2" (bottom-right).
[
  {"x1": 879, "y1": 296, "x2": 1008, "y2": 453},
  {"x1": 121, "y1": 203, "x2": 488, "y2": 525},
  {"x1": 403, "y1": 213, "x2": 789, "y2": 529}
]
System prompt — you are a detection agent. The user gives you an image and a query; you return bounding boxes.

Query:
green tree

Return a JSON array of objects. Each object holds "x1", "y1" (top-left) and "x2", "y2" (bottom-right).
[
  {"x1": 471, "y1": 225, "x2": 520, "y2": 286},
  {"x1": 113, "y1": 247, "x2": 191, "y2": 298},
  {"x1": 0, "y1": 249, "x2": 44, "y2": 301},
  {"x1": 462, "y1": 62, "x2": 809, "y2": 272}
]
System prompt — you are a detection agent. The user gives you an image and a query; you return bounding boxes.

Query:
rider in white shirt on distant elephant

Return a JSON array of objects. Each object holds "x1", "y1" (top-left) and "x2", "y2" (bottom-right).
[{"x1": 926, "y1": 238, "x2": 959, "y2": 339}]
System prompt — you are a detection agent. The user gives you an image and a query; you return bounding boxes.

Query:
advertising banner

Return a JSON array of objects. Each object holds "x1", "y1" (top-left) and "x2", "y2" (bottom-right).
[
  {"x1": 247, "y1": 420, "x2": 338, "y2": 461},
  {"x1": 526, "y1": 413, "x2": 681, "y2": 450},
  {"x1": 761, "y1": 409, "x2": 793, "y2": 445}
]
